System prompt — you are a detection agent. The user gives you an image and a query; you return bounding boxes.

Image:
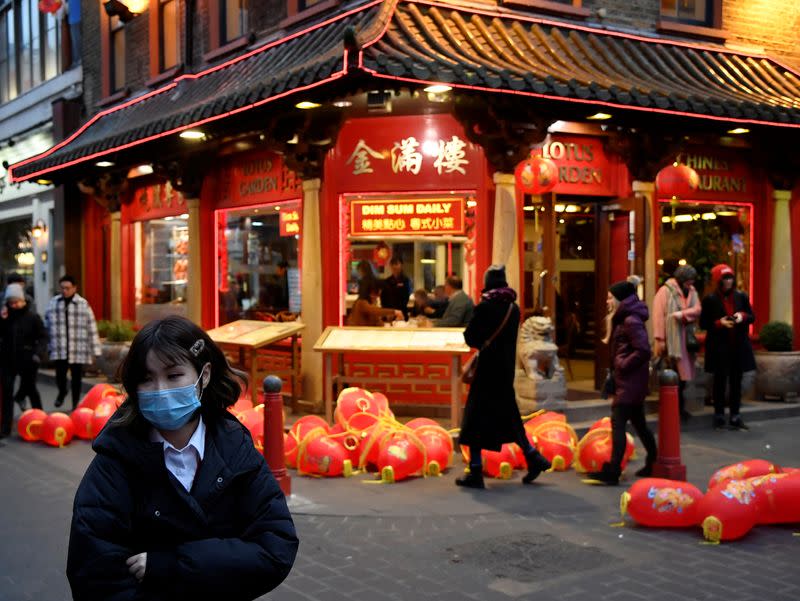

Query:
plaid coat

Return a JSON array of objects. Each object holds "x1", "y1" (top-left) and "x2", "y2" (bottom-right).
[{"x1": 45, "y1": 293, "x2": 102, "y2": 364}]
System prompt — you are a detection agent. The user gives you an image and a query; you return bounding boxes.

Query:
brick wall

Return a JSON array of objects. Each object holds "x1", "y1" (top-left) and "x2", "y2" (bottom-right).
[{"x1": 80, "y1": 0, "x2": 101, "y2": 113}]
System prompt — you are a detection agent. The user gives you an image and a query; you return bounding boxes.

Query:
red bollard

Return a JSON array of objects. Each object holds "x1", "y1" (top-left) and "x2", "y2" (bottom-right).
[
  {"x1": 262, "y1": 375, "x2": 291, "y2": 496},
  {"x1": 652, "y1": 369, "x2": 686, "y2": 481}
]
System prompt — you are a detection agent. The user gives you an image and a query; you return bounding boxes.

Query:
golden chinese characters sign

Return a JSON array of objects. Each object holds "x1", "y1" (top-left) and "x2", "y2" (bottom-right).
[{"x1": 350, "y1": 198, "x2": 465, "y2": 236}]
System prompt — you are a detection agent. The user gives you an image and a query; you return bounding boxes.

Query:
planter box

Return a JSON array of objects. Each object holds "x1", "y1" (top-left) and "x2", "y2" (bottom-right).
[
  {"x1": 754, "y1": 351, "x2": 800, "y2": 401},
  {"x1": 95, "y1": 341, "x2": 131, "y2": 383}
]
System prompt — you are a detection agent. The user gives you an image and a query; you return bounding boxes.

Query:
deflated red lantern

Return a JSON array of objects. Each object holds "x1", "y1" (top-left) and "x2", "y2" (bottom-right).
[
  {"x1": 41, "y1": 412, "x2": 75, "y2": 447},
  {"x1": 620, "y1": 478, "x2": 704, "y2": 528},
  {"x1": 656, "y1": 162, "x2": 700, "y2": 200},
  {"x1": 71, "y1": 408, "x2": 95, "y2": 440},
  {"x1": 515, "y1": 155, "x2": 558, "y2": 195},
  {"x1": 17, "y1": 408, "x2": 47, "y2": 441},
  {"x1": 749, "y1": 472, "x2": 800, "y2": 525},
  {"x1": 707, "y1": 459, "x2": 779, "y2": 491},
  {"x1": 525, "y1": 413, "x2": 577, "y2": 471},
  {"x1": 698, "y1": 479, "x2": 758, "y2": 542}
]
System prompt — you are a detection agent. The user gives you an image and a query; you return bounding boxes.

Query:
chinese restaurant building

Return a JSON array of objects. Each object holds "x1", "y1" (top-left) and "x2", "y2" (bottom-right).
[{"x1": 9, "y1": 0, "x2": 800, "y2": 408}]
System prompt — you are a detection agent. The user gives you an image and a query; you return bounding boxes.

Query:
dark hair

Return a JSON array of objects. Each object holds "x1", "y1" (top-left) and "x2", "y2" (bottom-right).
[
  {"x1": 59, "y1": 275, "x2": 77, "y2": 285},
  {"x1": 7, "y1": 272, "x2": 24, "y2": 285},
  {"x1": 389, "y1": 256, "x2": 403, "y2": 266},
  {"x1": 445, "y1": 276, "x2": 463, "y2": 290},
  {"x1": 278, "y1": 260, "x2": 289, "y2": 269},
  {"x1": 113, "y1": 316, "x2": 247, "y2": 429},
  {"x1": 357, "y1": 280, "x2": 382, "y2": 301}
]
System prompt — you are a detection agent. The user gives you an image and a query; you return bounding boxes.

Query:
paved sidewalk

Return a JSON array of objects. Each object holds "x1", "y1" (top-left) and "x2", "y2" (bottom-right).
[{"x1": 1, "y1": 388, "x2": 798, "y2": 600}]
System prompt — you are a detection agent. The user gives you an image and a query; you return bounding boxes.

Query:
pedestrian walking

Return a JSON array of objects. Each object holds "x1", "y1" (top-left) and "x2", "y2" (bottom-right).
[
  {"x1": 0, "y1": 284, "x2": 47, "y2": 437},
  {"x1": 456, "y1": 265, "x2": 551, "y2": 489},
  {"x1": 652, "y1": 264, "x2": 701, "y2": 422},
  {"x1": 66, "y1": 315, "x2": 298, "y2": 600},
  {"x1": 699, "y1": 263, "x2": 755, "y2": 431},
  {"x1": 587, "y1": 281, "x2": 658, "y2": 485},
  {"x1": 45, "y1": 275, "x2": 101, "y2": 409},
  {"x1": 380, "y1": 256, "x2": 412, "y2": 320}
]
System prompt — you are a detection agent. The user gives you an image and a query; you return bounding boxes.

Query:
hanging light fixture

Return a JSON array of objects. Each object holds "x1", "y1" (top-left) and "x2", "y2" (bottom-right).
[
  {"x1": 31, "y1": 219, "x2": 47, "y2": 239},
  {"x1": 103, "y1": 0, "x2": 148, "y2": 23}
]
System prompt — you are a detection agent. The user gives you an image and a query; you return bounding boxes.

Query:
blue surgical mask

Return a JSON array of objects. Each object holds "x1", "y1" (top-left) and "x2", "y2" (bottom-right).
[{"x1": 138, "y1": 373, "x2": 205, "y2": 431}]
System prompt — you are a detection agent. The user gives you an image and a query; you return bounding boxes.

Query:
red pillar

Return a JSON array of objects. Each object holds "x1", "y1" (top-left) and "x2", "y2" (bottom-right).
[
  {"x1": 652, "y1": 369, "x2": 686, "y2": 481},
  {"x1": 262, "y1": 376, "x2": 291, "y2": 496}
]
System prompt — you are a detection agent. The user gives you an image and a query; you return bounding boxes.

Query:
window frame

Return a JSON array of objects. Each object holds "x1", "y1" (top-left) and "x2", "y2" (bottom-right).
[
  {"x1": 109, "y1": 15, "x2": 125, "y2": 94},
  {"x1": 148, "y1": 0, "x2": 181, "y2": 80},
  {"x1": 496, "y1": 0, "x2": 589, "y2": 19},
  {"x1": 657, "y1": 0, "x2": 727, "y2": 40},
  {"x1": 281, "y1": 0, "x2": 341, "y2": 29},
  {"x1": 0, "y1": 0, "x2": 61, "y2": 103}
]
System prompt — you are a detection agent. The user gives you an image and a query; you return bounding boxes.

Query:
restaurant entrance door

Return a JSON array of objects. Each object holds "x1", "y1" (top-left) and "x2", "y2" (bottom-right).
[{"x1": 523, "y1": 194, "x2": 644, "y2": 395}]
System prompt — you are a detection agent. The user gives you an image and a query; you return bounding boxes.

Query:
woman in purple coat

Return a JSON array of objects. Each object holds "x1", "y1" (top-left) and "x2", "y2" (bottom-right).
[{"x1": 588, "y1": 281, "x2": 658, "y2": 485}]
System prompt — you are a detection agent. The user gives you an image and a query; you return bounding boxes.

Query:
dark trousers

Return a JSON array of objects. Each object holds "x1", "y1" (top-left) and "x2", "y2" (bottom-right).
[
  {"x1": 9, "y1": 363, "x2": 42, "y2": 410},
  {"x1": 55, "y1": 361, "x2": 84, "y2": 409},
  {"x1": 610, "y1": 403, "x2": 658, "y2": 473},
  {"x1": 712, "y1": 363, "x2": 742, "y2": 418},
  {"x1": 469, "y1": 420, "x2": 541, "y2": 471}
]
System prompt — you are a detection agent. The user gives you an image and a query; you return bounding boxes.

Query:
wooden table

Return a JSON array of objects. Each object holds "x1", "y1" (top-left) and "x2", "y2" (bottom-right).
[
  {"x1": 313, "y1": 326, "x2": 471, "y2": 428},
  {"x1": 207, "y1": 320, "x2": 305, "y2": 407}
]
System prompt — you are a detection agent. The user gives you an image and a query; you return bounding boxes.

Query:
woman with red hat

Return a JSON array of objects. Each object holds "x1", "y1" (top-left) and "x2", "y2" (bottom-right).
[{"x1": 699, "y1": 264, "x2": 755, "y2": 430}]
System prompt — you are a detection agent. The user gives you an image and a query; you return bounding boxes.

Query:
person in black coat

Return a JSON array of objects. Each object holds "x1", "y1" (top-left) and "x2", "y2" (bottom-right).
[
  {"x1": 67, "y1": 316, "x2": 298, "y2": 601},
  {"x1": 380, "y1": 256, "x2": 412, "y2": 320},
  {"x1": 587, "y1": 281, "x2": 657, "y2": 486},
  {"x1": 0, "y1": 283, "x2": 47, "y2": 436},
  {"x1": 699, "y1": 263, "x2": 755, "y2": 431},
  {"x1": 455, "y1": 265, "x2": 551, "y2": 489}
]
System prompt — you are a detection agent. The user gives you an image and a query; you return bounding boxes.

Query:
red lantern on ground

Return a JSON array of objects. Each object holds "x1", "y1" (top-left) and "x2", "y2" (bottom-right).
[
  {"x1": 335, "y1": 387, "x2": 383, "y2": 432},
  {"x1": 575, "y1": 427, "x2": 633, "y2": 473},
  {"x1": 707, "y1": 459, "x2": 779, "y2": 491},
  {"x1": 749, "y1": 472, "x2": 800, "y2": 525},
  {"x1": 296, "y1": 429, "x2": 353, "y2": 477},
  {"x1": 228, "y1": 396, "x2": 253, "y2": 418},
  {"x1": 77, "y1": 384, "x2": 119, "y2": 412},
  {"x1": 620, "y1": 478, "x2": 704, "y2": 528},
  {"x1": 526, "y1": 414, "x2": 577, "y2": 471},
  {"x1": 41, "y1": 412, "x2": 75, "y2": 447},
  {"x1": 656, "y1": 162, "x2": 700, "y2": 200},
  {"x1": 515, "y1": 155, "x2": 558, "y2": 195},
  {"x1": 239, "y1": 405, "x2": 265, "y2": 450},
  {"x1": 17, "y1": 409, "x2": 47, "y2": 441},
  {"x1": 378, "y1": 431, "x2": 426, "y2": 482},
  {"x1": 415, "y1": 424, "x2": 453, "y2": 476},
  {"x1": 285, "y1": 415, "x2": 330, "y2": 467},
  {"x1": 405, "y1": 417, "x2": 439, "y2": 430},
  {"x1": 91, "y1": 400, "x2": 118, "y2": 438},
  {"x1": 71, "y1": 408, "x2": 95, "y2": 440},
  {"x1": 698, "y1": 479, "x2": 758, "y2": 542}
]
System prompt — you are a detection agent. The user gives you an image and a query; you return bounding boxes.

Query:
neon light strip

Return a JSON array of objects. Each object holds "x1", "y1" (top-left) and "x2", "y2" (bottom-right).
[
  {"x1": 408, "y1": 0, "x2": 799, "y2": 70},
  {"x1": 361, "y1": 70, "x2": 800, "y2": 129},
  {"x1": 9, "y1": 0, "x2": 382, "y2": 181},
  {"x1": 11, "y1": 74, "x2": 346, "y2": 182}
]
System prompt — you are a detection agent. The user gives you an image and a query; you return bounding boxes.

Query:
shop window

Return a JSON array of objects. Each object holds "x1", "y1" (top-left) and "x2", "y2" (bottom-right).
[
  {"x1": 660, "y1": 0, "x2": 712, "y2": 25},
  {"x1": 0, "y1": 218, "x2": 35, "y2": 292},
  {"x1": 283, "y1": 0, "x2": 340, "y2": 28},
  {"x1": 221, "y1": 0, "x2": 248, "y2": 44},
  {"x1": 216, "y1": 204, "x2": 301, "y2": 326},
  {"x1": 658, "y1": 201, "x2": 751, "y2": 297},
  {"x1": 134, "y1": 215, "x2": 189, "y2": 325},
  {"x1": 159, "y1": 0, "x2": 178, "y2": 71},
  {"x1": 0, "y1": 0, "x2": 61, "y2": 103},
  {"x1": 345, "y1": 240, "x2": 464, "y2": 313},
  {"x1": 110, "y1": 16, "x2": 125, "y2": 93},
  {"x1": 498, "y1": 0, "x2": 588, "y2": 18}
]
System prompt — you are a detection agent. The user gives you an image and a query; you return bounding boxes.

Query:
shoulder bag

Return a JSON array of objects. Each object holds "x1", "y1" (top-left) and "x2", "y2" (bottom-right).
[{"x1": 461, "y1": 304, "x2": 514, "y2": 384}]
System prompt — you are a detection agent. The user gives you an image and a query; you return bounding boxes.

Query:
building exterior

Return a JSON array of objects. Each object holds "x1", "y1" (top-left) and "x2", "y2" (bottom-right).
[
  {"x1": 0, "y1": 0, "x2": 83, "y2": 315},
  {"x1": 8, "y1": 0, "x2": 800, "y2": 408}
]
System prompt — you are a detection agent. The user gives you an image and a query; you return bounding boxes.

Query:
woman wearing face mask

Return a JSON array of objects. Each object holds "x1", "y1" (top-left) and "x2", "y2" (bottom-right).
[
  {"x1": 652, "y1": 265, "x2": 701, "y2": 423},
  {"x1": 588, "y1": 281, "x2": 658, "y2": 485},
  {"x1": 66, "y1": 316, "x2": 298, "y2": 601}
]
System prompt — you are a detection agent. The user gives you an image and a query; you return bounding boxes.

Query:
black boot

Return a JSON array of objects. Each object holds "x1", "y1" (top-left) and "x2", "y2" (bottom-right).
[
  {"x1": 522, "y1": 450, "x2": 551, "y2": 484},
  {"x1": 586, "y1": 462, "x2": 621, "y2": 486},
  {"x1": 635, "y1": 458, "x2": 655, "y2": 478},
  {"x1": 455, "y1": 469, "x2": 485, "y2": 489}
]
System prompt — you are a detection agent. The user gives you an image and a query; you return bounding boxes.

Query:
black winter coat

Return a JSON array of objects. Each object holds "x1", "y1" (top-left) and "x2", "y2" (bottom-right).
[
  {"x1": 0, "y1": 304, "x2": 47, "y2": 367},
  {"x1": 457, "y1": 298, "x2": 522, "y2": 451},
  {"x1": 699, "y1": 290, "x2": 756, "y2": 373},
  {"x1": 67, "y1": 413, "x2": 298, "y2": 601},
  {"x1": 609, "y1": 296, "x2": 652, "y2": 406}
]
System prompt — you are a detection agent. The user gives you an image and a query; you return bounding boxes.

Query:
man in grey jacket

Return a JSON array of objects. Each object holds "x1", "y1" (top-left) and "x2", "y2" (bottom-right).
[{"x1": 431, "y1": 276, "x2": 474, "y2": 327}]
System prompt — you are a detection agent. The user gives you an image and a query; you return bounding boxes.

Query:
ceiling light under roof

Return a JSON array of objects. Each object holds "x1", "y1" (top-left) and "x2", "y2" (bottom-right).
[
  {"x1": 179, "y1": 130, "x2": 206, "y2": 140},
  {"x1": 332, "y1": 100, "x2": 353, "y2": 108},
  {"x1": 423, "y1": 84, "x2": 452, "y2": 94},
  {"x1": 727, "y1": 127, "x2": 750, "y2": 134},
  {"x1": 586, "y1": 112, "x2": 612, "y2": 120},
  {"x1": 295, "y1": 101, "x2": 321, "y2": 109},
  {"x1": 95, "y1": 160, "x2": 115, "y2": 167}
]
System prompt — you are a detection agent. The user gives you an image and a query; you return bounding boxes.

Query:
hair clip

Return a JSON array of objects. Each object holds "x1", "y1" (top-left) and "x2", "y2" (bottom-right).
[{"x1": 190, "y1": 339, "x2": 205, "y2": 357}]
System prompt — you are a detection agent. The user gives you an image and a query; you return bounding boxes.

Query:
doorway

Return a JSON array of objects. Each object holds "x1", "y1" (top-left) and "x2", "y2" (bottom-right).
[{"x1": 523, "y1": 194, "x2": 643, "y2": 396}]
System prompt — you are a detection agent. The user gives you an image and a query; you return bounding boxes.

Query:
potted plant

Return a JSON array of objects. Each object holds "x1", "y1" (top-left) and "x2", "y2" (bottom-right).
[
  {"x1": 95, "y1": 320, "x2": 136, "y2": 382},
  {"x1": 754, "y1": 321, "x2": 800, "y2": 401}
]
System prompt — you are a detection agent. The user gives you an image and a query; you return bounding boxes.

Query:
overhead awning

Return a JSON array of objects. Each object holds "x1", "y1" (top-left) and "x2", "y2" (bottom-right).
[{"x1": 11, "y1": 0, "x2": 800, "y2": 182}]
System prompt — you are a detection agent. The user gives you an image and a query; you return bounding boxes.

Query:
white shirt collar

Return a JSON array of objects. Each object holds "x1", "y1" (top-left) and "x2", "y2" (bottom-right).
[{"x1": 150, "y1": 417, "x2": 206, "y2": 460}]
